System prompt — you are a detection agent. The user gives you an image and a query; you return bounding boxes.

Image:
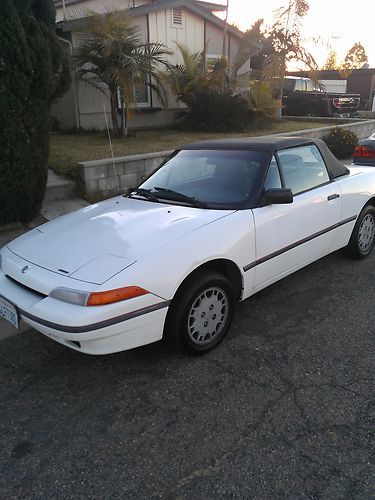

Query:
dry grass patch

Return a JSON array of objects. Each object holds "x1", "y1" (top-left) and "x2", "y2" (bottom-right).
[{"x1": 49, "y1": 120, "x2": 328, "y2": 178}]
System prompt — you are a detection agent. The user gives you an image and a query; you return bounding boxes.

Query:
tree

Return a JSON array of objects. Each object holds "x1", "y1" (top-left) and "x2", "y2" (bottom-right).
[
  {"x1": 0, "y1": 0, "x2": 70, "y2": 224},
  {"x1": 163, "y1": 44, "x2": 270, "y2": 131},
  {"x1": 231, "y1": 19, "x2": 265, "y2": 79},
  {"x1": 339, "y1": 42, "x2": 368, "y2": 77},
  {"x1": 268, "y1": 0, "x2": 315, "y2": 72},
  {"x1": 256, "y1": 1, "x2": 317, "y2": 117},
  {"x1": 75, "y1": 9, "x2": 170, "y2": 137},
  {"x1": 163, "y1": 43, "x2": 227, "y2": 103},
  {"x1": 322, "y1": 50, "x2": 338, "y2": 70}
]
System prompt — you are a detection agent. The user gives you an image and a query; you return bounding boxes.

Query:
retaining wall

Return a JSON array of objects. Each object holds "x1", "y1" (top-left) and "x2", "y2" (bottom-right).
[{"x1": 78, "y1": 119, "x2": 375, "y2": 199}]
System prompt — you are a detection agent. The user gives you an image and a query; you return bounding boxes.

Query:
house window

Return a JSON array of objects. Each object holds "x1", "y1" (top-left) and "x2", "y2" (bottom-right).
[
  {"x1": 206, "y1": 54, "x2": 221, "y2": 65},
  {"x1": 133, "y1": 82, "x2": 150, "y2": 107},
  {"x1": 117, "y1": 82, "x2": 150, "y2": 109},
  {"x1": 172, "y1": 8, "x2": 183, "y2": 28}
]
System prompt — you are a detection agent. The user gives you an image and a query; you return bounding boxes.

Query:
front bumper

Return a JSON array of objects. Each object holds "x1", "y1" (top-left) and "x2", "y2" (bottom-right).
[{"x1": 0, "y1": 272, "x2": 169, "y2": 355}]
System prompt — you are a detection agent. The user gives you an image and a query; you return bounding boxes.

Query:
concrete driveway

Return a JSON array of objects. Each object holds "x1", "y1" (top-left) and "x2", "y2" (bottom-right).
[{"x1": 0, "y1": 250, "x2": 374, "y2": 498}]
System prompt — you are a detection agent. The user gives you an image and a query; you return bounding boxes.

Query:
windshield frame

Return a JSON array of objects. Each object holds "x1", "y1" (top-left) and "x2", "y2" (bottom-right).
[{"x1": 135, "y1": 148, "x2": 271, "y2": 210}]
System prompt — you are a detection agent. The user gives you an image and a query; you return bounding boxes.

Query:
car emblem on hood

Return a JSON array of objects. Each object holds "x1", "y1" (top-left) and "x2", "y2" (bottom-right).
[{"x1": 21, "y1": 265, "x2": 30, "y2": 273}]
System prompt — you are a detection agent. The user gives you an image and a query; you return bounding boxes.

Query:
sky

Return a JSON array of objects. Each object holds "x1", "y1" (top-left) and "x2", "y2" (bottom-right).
[{"x1": 213, "y1": 0, "x2": 375, "y2": 69}]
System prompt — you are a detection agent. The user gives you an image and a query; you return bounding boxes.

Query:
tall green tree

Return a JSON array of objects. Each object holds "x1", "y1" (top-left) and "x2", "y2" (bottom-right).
[
  {"x1": 0, "y1": 0, "x2": 69, "y2": 224},
  {"x1": 75, "y1": 9, "x2": 170, "y2": 137}
]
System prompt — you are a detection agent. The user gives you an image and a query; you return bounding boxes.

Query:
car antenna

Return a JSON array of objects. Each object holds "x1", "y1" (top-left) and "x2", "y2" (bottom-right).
[{"x1": 103, "y1": 102, "x2": 120, "y2": 193}]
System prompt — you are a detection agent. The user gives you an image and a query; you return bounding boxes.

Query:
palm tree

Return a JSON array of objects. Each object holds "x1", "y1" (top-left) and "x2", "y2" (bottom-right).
[
  {"x1": 231, "y1": 19, "x2": 264, "y2": 74},
  {"x1": 163, "y1": 44, "x2": 264, "y2": 132},
  {"x1": 75, "y1": 9, "x2": 170, "y2": 137},
  {"x1": 163, "y1": 42, "x2": 229, "y2": 106}
]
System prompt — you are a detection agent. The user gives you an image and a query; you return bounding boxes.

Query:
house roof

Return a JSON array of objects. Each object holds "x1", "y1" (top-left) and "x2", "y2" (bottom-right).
[
  {"x1": 56, "y1": 0, "x2": 243, "y2": 39},
  {"x1": 54, "y1": 0, "x2": 226, "y2": 11},
  {"x1": 195, "y1": 1, "x2": 227, "y2": 11}
]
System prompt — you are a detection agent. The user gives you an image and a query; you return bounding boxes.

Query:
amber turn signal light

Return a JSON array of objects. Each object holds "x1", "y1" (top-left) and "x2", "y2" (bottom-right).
[{"x1": 86, "y1": 286, "x2": 148, "y2": 306}]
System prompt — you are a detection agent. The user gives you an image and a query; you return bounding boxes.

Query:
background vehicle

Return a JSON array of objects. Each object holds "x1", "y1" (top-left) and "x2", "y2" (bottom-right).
[
  {"x1": 282, "y1": 76, "x2": 361, "y2": 117},
  {"x1": 353, "y1": 132, "x2": 375, "y2": 166}
]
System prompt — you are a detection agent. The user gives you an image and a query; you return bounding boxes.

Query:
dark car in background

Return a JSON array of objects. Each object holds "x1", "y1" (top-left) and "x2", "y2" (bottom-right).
[
  {"x1": 282, "y1": 76, "x2": 361, "y2": 117},
  {"x1": 353, "y1": 133, "x2": 375, "y2": 166}
]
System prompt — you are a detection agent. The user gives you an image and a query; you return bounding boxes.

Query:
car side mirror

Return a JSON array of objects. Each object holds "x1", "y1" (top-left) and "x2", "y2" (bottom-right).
[{"x1": 264, "y1": 188, "x2": 293, "y2": 205}]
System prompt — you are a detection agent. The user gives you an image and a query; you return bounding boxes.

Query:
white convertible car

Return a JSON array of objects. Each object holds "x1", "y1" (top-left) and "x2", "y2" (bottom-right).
[{"x1": 1, "y1": 137, "x2": 375, "y2": 355}]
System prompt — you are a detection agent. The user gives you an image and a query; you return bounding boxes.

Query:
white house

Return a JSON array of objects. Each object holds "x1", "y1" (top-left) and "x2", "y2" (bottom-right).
[{"x1": 52, "y1": 0, "x2": 248, "y2": 130}]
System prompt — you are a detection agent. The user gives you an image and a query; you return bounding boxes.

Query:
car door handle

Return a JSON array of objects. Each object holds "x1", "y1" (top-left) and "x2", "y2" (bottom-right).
[{"x1": 327, "y1": 194, "x2": 340, "y2": 201}]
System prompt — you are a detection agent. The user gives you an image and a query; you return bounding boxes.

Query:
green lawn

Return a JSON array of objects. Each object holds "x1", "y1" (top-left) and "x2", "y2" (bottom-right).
[{"x1": 49, "y1": 120, "x2": 328, "y2": 178}]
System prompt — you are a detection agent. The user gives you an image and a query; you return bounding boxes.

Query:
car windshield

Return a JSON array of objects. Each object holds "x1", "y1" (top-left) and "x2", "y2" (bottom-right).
[{"x1": 138, "y1": 149, "x2": 267, "y2": 208}]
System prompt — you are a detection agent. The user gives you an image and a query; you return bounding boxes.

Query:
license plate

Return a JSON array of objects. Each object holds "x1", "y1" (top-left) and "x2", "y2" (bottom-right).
[{"x1": 0, "y1": 296, "x2": 19, "y2": 330}]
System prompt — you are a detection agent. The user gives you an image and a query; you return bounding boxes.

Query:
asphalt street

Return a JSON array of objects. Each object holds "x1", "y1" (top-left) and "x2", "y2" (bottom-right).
[{"x1": 0, "y1": 249, "x2": 374, "y2": 498}]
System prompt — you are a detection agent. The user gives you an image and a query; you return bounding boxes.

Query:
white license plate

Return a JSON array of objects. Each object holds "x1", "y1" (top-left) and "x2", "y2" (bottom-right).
[{"x1": 0, "y1": 296, "x2": 19, "y2": 330}]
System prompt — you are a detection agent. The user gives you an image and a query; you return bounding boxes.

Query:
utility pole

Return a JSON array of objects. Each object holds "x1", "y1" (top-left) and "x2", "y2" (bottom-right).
[
  {"x1": 62, "y1": 0, "x2": 67, "y2": 21},
  {"x1": 222, "y1": 0, "x2": 229, "y2": 58}
]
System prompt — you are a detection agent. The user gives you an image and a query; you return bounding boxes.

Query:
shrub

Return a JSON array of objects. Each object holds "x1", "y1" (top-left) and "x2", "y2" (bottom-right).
[
  {"x1": 248, "y1": 80, "x2": 279, "y2": 118},
  {"x1": 322, "y1": 127, "x2": 359, "y2": 159},
  {"x1": 0, "y1": 0, "x2": 69, "y2": 225},
  {"x1": 165, "y1": 45, "x2": 273, "y2": 133},
  {"x1": 176, "y1": 87, "x2": 272, "y2": 132}
]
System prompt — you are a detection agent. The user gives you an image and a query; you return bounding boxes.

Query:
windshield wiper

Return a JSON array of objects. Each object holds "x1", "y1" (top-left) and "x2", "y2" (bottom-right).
[
  {"x1": 153, "y1": 187, "x2": 206, "y2": 208},
  {"x1": 127, "y1": 188, "x2": 159, "y2": 202}
]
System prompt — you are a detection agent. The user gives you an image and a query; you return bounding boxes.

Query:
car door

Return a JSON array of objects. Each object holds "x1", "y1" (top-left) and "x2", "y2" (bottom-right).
[{"x1": 251, "y1": 145, "x2": 342, "y2": 289}]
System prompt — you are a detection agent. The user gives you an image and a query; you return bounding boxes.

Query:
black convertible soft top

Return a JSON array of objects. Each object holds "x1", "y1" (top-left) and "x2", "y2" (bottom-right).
[{"x1": 181, "y1": 136, "x2": 350, "y2": 179}]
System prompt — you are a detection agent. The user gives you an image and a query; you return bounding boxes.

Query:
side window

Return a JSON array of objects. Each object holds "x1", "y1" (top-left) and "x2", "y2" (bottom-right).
[
  {"x1": 264, "y1": 156, "x2": 282, "y2": 190},
  {"x1": 277, "y1": 145, "x2": 330, "y2": 195},
  {"x1": 305, "y1": 79, "x2": 314, "y2": 92},
  {"x1": 294, "y1": 79, "x2": 304, "y2": 91},
  {"x1": 284, "y1": 79, "x2": 295, "y2": 93}
]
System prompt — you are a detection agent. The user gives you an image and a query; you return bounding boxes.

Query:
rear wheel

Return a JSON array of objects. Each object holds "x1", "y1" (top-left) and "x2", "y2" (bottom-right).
[
  {"x1": 165, "y1": 272, "x2": 235, "y2": 355},
  {"x1": 345, "y1": 205, "x2": 375, "y2": 259}
]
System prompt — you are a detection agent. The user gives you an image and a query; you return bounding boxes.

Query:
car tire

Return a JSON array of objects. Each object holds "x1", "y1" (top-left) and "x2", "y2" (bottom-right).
[
  {"x1": 344, "y1": 205, "x2": 375, "y2": 259},
  {"x1": 165, "y1": 271, "x2": 235, "y2": 355}
]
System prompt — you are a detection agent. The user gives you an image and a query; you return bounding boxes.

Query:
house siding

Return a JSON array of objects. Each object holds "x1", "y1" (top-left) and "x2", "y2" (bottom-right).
[
  {"x1": 148, "y1": 8, "x2": 205, "y2": 65},
  {"x1": 52, "y1": 1, "x2": 245, "y2": 130}
]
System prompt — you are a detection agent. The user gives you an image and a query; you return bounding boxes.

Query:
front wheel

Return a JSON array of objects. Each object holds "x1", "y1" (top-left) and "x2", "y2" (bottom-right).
[
  {"x1": 165, "y1": 272, "x2": 235, "y2": 355},
  {"x1": 344, "y1": 205, "x2": 375, "y2": 259}
]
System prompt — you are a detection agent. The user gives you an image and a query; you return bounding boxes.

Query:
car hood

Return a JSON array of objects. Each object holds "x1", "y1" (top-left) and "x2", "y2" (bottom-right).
[{"x1": 8, "y1": 197, "x2": 234, "y2": 284}]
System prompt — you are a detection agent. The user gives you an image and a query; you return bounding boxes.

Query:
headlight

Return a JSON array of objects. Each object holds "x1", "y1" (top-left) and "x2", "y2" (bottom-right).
[
  {"x1": 49, "y1": 287, "x2": 90, "y2": 306},
  {"x1": 49, "y1": 286, "x2": 148, "y2": 306}
]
